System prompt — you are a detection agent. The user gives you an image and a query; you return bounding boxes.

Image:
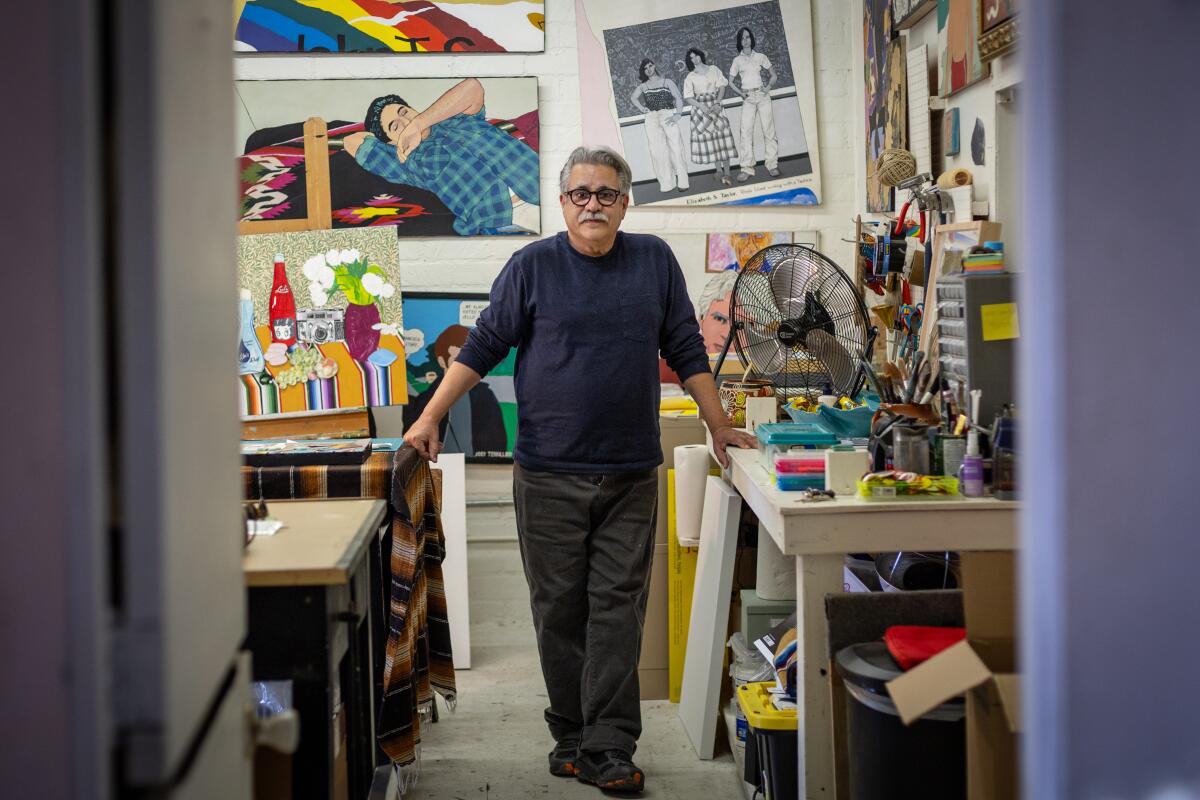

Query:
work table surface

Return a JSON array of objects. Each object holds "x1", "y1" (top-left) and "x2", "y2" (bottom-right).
[
  {"x1": 243, "y1": 498, "x2": 387, "y2": 587},
  {"x1": 722, "y1": 445, "x2": 1019, "y2": 555}
]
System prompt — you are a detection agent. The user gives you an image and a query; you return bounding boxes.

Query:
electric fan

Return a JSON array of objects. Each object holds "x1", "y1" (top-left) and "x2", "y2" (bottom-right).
[{"x1": 713, "y1": 244, "x2": 872, "y2": 402}]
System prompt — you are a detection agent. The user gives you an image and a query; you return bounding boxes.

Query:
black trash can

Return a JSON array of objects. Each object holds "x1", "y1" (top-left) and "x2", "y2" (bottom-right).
[{"x1": 835, "y1": 642, "x2": 966, "y2": 800}]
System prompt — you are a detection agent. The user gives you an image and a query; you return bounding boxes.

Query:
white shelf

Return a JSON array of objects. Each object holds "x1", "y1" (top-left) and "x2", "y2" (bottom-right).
[{"x1": 723, "y1": 702, "x2": 759, "y2": 800}]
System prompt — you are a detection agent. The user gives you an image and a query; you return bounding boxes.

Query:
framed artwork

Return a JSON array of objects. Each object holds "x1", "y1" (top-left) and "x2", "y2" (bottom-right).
[
  {"x1": 864, "y1": 0, "x2": 907, "y2": 212},
  {"x1": 234, "y1": 0, "x2": 545, "y2": 54},
  {"x1": 698, "y1": 231, "x2": 819, "y2": 355},
  {"x1": 401, "y1": 292, "x2": 516, "y2": 463},
  {"x1": 577, "y1": 0, "x2": 823, "y2": 208},
  {"x1": 943, "y1": 107, "x2": 961, "y2": 155},
  {"x1": 705, "y1": 231, "x2": 792, "y2": 273},
  {"x1": 978, "y1": 0, "x2": 1018, "y2": 62},
  {"x1": 238, "y1": 228, "x2": 406, "y2": 416},
  {"x1": 892, "y1": 0, "x2": 938, "y2": 30},
  {"x1": 236, "y1": 77, "x2": 540, "y2": 238},
  {"x1": 938, "y1": 0, "x2": 989, "y2": 97}
]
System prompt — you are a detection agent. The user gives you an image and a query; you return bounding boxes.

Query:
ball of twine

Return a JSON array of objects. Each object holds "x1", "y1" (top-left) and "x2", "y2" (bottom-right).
[{"x1": 874, "y1": 148, "x2": 917, "y2": 187}]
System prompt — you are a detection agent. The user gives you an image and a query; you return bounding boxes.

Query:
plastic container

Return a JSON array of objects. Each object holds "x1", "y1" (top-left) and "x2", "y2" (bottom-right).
[
  {"x1": 776, "y1": 473, "x2": 826, "y2": 492},
  {"x1": 835, "y1": 642, "x2": 965, "y2": 799},
  {"x1": 737, "y1": 682, "x2": 798, "y2": 800},
  {"x1": 893, "y1": 424, "x2": 931, "y2": 474},
  {"x1": 773, "y1": 455, "x2": 825, "y2": 474},
  {"x1": 756, "y1": 422, "x2": 838, "y2": 468},
  {"x1": 784, "y1": 396, "x2": 880, "y2": 438},
  {"x1": 728, "y1": 634, "x2": 774, "y2": 746},
  {"x1": 992, "y1": 417, "x2": 1017, "y2": 501},
  {"x1": 856, "y1": 475, "x2": 959, "y2": 500}
]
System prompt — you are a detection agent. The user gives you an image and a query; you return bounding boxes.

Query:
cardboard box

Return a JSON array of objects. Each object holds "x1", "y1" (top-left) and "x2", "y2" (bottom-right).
[
  {"x1": 637, "y1": 542, "x2": 670, "y2": 700},
  {"x1": 639, "y1": 667, "x2": 669, "y2": 700},
  {"x1": 886, "y1": 552, "x2": 1019, "y2": 800}
]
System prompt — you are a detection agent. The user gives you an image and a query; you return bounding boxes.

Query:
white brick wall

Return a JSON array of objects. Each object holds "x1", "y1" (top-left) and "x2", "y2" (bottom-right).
[{"x1": 234, "y1": 0, "x2": 862, "y2": 304}]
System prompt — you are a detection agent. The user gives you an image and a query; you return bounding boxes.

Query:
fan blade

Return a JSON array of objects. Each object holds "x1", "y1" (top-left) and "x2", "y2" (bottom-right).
[
  {"x1": 732, "y1": 272, "x2": 787, "y2": 374},
  {"x1": 807, "y1": 330, "x2": 857, "y2": 393},
  {"x1": 769, "y1": 253, "x2": 815, "y2": 320}
]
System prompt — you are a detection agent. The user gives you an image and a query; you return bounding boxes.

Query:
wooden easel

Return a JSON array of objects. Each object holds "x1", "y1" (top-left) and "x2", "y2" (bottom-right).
[{"x1": 239, "y1": 116, "x2": 333, "y2": 235}]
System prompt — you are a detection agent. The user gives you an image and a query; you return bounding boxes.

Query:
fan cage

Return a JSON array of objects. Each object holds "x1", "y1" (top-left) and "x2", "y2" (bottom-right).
[{"x1": 728, "y1": 244, "x2": 870, "y2": 404}]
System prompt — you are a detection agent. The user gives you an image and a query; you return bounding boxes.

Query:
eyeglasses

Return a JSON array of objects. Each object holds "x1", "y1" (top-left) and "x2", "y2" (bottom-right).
[{"x1": 566, "y1": 187, "x2": 623, "y2": 207}]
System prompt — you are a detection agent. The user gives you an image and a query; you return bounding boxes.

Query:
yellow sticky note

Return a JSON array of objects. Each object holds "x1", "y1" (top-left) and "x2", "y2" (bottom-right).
[{"x1": 981, "y1": 303, "x2": 1020, "y2": 341}]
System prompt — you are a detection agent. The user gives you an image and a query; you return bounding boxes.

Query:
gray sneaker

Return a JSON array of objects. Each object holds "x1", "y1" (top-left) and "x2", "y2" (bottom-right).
[
  {"x1": 548, "y1": 738, "x2": 580, "y2": 777},
  {"x1": 575, "y1": 749, "x2": 645, "y2": 793},
  {"x1": 737, "y1": 171, "x2": 752, "y2": 182}
]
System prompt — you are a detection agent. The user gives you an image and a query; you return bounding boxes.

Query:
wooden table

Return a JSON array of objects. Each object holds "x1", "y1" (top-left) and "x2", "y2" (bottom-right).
[
  {"x1": 718, "y1": 446, "x2": 1018, "y2": 799},
  {"x1": 244, "y1": 498, "x2": 388, "y2": 800}
]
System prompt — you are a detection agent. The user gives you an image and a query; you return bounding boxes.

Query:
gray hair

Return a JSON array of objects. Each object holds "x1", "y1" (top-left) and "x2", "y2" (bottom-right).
[
  {"x1": 559, "y1": 146, "x2": 633, "y2": 194},
  {"x1": 697, "y1": 269, "x2": 739, "y2": 323}
]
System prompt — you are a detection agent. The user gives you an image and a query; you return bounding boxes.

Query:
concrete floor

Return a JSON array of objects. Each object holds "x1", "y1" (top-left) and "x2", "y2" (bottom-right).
[{"x1": 408, "y1": 508, "x2": 742, "y2": 800}]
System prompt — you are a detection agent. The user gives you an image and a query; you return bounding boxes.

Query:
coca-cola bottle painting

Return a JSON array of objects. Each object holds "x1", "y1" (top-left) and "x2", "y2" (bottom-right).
[{"x1": 269, "y1": 252, "x2": 297, "y2": 346}]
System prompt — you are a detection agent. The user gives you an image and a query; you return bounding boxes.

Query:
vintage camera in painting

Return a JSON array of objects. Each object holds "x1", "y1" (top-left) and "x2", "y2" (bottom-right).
[{"x1": 296, "y1": 307, "x2": 345, "y2": 345}]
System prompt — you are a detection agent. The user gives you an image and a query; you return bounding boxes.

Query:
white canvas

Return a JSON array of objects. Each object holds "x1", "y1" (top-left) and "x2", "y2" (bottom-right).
[
  {"x1": 678, "y1": 476, "x2": 743, "y2": 759},
  {"x1": 431, "y1": 454, "x2": 470, "y2": 670}
]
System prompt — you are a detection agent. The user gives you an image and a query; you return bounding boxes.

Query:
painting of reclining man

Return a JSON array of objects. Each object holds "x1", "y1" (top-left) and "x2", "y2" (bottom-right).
[{"x1": 237, "y1": 76, "x2": 540, "y2": 237}]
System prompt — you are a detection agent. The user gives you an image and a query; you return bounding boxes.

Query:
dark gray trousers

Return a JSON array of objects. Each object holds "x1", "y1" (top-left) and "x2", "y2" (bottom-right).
[{"x1": 512, "y1": 463, "x2": 658, "y2": 756}]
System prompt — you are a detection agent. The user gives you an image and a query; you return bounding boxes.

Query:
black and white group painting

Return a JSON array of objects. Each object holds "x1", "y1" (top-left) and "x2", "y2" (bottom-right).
[{"x1": 577, "y1": 0, "x2": 822, "y2": 208}]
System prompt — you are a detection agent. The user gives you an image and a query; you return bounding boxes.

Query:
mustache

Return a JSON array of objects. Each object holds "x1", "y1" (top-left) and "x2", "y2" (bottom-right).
[{"x1": 579, "y1": 211, "x2": 609, "y2": 223}]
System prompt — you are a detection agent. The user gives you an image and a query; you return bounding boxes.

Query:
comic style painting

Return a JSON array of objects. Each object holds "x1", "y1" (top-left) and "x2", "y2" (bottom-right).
[
  {"x1": 234, "y1": 0, "x2": 545, "y2": 53},
  {"x1": 705, "y1": 231, "x2": 792, "y2": 273},
  {"x1": 577, "y1": 0, "x2": 822, "y2": 207},
  {"x1": 238, "y1": 229, "x2": 406, "y2": 415},
  {"x1": 401, "y1": 293, "x2": 516, "y2": 462},
  {"x1": 236, "y1": 77, "x2": 540, "y2": 237}
]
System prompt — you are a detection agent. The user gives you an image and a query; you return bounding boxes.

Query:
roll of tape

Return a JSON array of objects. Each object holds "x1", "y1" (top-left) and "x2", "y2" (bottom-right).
[{"x1": 936, "y1": 167, "x2": 973, "y2": 190}]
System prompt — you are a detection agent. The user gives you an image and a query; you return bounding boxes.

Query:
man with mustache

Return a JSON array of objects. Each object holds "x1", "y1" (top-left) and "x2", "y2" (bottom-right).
[{"x1": 404, "y1": 146, "x2": 757, "y2": 793}]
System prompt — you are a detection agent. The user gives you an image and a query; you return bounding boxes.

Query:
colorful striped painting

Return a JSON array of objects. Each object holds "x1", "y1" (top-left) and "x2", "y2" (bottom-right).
[{"x1": 235, "y1": 0, "x2": 546, "y2": 54}]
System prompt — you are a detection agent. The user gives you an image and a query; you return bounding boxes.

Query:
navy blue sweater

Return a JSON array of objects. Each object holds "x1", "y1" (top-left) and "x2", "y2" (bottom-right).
[{"x1": 456, "y1": 231, "x2": 710, "y2": 473}]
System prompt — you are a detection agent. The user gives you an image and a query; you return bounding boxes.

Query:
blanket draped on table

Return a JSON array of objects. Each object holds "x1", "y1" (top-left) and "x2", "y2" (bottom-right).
[
  {"x1": 241, "y1": 446, "x2": 456, "y2": 791},
  {"x1": 377, "y1": 447, "x2": 457, "y2": 789}
]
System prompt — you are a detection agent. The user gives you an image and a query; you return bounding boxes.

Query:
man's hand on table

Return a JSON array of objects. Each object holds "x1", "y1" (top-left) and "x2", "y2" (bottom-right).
[{"x1": 711, "y1": 424, "x2": 758, "y2": 469}]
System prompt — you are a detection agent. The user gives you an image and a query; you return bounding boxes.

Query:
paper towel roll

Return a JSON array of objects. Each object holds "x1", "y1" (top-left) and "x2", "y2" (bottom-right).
[
  {"x1": 936, "y1": 167, "x2": 973, "y2": 190},
  {"x1": 674, "y1": 444, "x2": 710, "y2": 545}
]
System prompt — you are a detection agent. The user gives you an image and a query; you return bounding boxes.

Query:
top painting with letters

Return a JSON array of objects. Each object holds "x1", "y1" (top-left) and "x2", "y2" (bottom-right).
[{"x1": 235, "y1": 0, "x2": 545, "y2": 54}]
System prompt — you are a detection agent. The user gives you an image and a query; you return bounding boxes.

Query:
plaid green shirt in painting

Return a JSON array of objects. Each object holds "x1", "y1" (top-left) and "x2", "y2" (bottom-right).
[{"x1": 354, "y1": 106, "x2": 540, "y2": 236}]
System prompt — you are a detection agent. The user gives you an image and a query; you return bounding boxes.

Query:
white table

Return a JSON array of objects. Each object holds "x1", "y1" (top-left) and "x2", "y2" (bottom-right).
[{"x1": 718, "y1": 445, "x2": 1018, "y2": 799}]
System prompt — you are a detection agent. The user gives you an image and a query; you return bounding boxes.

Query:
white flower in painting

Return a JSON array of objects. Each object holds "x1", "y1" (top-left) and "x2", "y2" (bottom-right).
[
  {"x1": 361, "y1": 272, "x2": 385, "y2": 296},
  {"x1": 340, "y1": 248, "x2": 359, "y2": 265},
  {"x1": 379, "y1": 282, "x2": 396, "y2": 299},
  {"x1": 372, "y1": 322, "x2": 401, "y2": 337},
  {"x1": 325, "y1": 249, "x2": 342, "y2": 266},
  {"x1": 302, "y1": 254, "x2": 325, "y2": 280},
  {"x1": 309, "y1": 284, "x2": 327, "y2": 307},
  {"x1": 316, "y1": 265, "x2": 336, "y2": 290}
]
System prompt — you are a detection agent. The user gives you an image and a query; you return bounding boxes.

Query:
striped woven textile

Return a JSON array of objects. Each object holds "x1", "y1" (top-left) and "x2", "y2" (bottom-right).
[
  {"x1": 377, "y1": 447, "x2": 457, "y2": 786},
  {"x1": 241, "y1": 446, "x2": 456, "y2": 783}
]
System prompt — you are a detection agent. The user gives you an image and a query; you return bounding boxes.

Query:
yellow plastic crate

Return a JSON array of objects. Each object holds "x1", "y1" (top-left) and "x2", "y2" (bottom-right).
[{"x1": 737, "y1": 682, "x2": 798, "y2": 732}]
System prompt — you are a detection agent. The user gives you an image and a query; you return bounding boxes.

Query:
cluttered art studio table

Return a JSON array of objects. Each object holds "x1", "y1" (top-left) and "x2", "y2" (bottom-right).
[{"x1": 713, "y1": 443, "x2": 1018, "y2": 798}]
